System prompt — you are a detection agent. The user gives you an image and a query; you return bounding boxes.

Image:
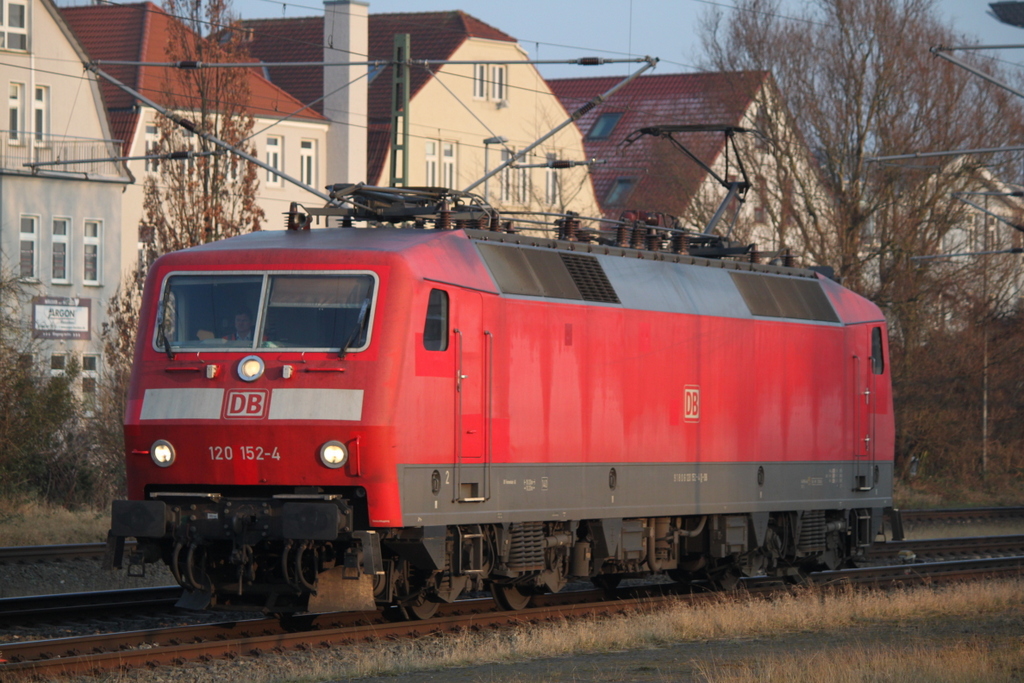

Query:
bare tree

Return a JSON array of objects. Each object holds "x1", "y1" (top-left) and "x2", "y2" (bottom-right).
[
  {"x1": 143, "y1": 0, "x2": 264, "y2": 253},
  {"x1": 699, "y1": 0, "x2": 1024, "y2": 306},
  {"x1": 699, "y1": 0, "x2": 1024, "y2": 484}
]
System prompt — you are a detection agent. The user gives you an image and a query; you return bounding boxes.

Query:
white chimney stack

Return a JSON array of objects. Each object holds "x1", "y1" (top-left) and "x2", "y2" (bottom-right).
[{"x1": 323, "y1": 0, "x2": 368, "y2": 185}]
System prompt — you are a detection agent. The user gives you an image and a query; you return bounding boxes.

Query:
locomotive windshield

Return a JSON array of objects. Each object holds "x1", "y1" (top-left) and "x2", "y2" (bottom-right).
[{"x1": 155, "y1": 272, "x2": 377, "y2": 352}]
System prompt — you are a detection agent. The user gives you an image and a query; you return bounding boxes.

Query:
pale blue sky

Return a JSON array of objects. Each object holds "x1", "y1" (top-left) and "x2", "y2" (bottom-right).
[{"x1": 214, "y1": 0, "x2": 1024, "y2": 80}]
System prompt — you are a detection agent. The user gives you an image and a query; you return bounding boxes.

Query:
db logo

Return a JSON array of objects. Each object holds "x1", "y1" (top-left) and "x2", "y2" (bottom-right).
[
  {"x1": 684, "y1": 385, "x2": 700, "y2": 422},
  {"x1": 223, "y1": 389, "x2": 270, "y2": 419}
]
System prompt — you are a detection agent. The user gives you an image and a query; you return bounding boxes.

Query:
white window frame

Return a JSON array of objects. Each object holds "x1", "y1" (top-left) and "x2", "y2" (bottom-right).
[
  {"x1": 84, "y1": 219, "x2": 101, "y2": 285},
  {"x1": 472, "y1": 64, "x2": 487, "y2": 100},
  {"x1": 491, "y1": 65, "x2": 507, "y2": 102},
  {"x1": 8, "y1": 82, "x2": 24, "y2": 145},
  {"x1": 33, "y1": 85, "x2": 48, "y2": 146},
  {"x1": 544, "y1": 153, "x2": 559, "y2": 206},
  {"x1": 19, "y1": 214, "x2": 38, "y2": 280},
  {"x1": 51, "y1": 216, "x2": 70, "y2": 284},
  {"x1": 442, "y1": 141, "x2": 456, "y2": 189},
  {"x1": 265, "y1": 135, "x2": 283, "y2": 187},
  {"x1": 424, "y1": 140, "x2": 437, "y2": 186},
  {"x1": 518, "y1": 165, "x2": 530, "y2": 205},
  {"x1": 144, "y1": 124, "x2": 160, "y2": 173},
  {"x1": 299, "y1": 139, "x2": 316, "y2": 187},
  {"x1": 499, "y1": 150, "x2": 512, "y2": 203},
  {"x1": 3, "y1": 0, "x2": 28, "y2": 51}
]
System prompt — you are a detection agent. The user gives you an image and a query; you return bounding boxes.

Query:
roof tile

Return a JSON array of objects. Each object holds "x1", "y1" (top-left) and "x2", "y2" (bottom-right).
[{"x1": 550, "y1": 71, "x2": 768, "y2": 217}]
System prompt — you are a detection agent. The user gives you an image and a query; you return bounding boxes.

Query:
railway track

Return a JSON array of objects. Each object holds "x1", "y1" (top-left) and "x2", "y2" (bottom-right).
[
  {"x1": 1, "y1": 550, "x2": 1022, "y2": 680},
  {"x1": 2, "y1": 530, "x2": 1022, "y2": 626},
  {"x1": 0, "y1": 507, "x2": 1019, "y2": 567}
]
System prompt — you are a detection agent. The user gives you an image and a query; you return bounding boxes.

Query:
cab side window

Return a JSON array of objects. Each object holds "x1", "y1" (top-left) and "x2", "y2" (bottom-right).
[
  {"x1": 423, "y1": 289, "x2": 449, "y2": 351},
  {"x1": 871, "y1": 326, "x2": 885, "y2": 375}
]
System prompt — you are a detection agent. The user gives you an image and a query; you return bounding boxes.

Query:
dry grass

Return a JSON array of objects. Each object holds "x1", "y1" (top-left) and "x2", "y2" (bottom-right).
[
  {"x1": 71, "y1": 578, "x2": 1024, "y2": 683},
  {"x1": 0, "y1": 498, "x2": 109, "y2": 546},
  {"x1": 696, "y1": 640, "x2": 1024, "y2": 683}
]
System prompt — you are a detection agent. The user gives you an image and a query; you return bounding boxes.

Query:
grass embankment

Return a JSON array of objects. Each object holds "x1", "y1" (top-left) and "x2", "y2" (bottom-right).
[{"x1": 0, "y1": 498, "x2": 109, "y2": 546}]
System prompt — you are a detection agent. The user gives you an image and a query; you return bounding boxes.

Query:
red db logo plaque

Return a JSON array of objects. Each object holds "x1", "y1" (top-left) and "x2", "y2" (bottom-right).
[
  {"x1": 223, "y1": 389, "x2": 269, "y2": 419},
  {"x1": 684, "y1": 386, "x2": 700, "y2": 423}
]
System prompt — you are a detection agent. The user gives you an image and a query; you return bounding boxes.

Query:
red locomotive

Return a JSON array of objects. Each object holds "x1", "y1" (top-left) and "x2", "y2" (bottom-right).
[{"x1": 108, "y1": 186, "x2": 895, "y2": 617}]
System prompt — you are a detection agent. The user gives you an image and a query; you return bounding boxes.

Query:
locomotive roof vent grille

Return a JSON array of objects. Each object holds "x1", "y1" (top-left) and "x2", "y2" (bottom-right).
[
  {"x1": 730, "y1": 272, "x2": 839, "y2": 323},
  {"x1": 476, "y1": 243, "x2": 620, "y2": 304},
  {"x1": 560, "y1": 253, "x2": 621, "y2": 304}
]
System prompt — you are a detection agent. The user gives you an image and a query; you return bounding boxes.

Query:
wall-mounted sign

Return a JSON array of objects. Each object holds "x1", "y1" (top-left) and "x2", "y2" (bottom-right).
[{"x1": 32, "y1": 297, "x2": 91, "y2": 340}]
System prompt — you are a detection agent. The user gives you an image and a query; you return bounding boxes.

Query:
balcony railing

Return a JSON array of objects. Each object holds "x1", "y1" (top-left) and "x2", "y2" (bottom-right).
[{"x1": 0, "y1": 131, "x2": 127, "y2": 178}]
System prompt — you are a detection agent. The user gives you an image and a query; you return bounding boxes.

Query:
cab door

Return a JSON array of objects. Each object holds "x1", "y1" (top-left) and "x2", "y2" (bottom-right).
[
  {"x1": 852, "y1": 326, "x2": 881, "y2": 491},
  {"x1": 452, "y1": 292, "x2": 491, "y2": 502}
]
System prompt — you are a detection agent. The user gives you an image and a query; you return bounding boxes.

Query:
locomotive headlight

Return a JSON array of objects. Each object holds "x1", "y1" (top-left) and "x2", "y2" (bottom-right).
[
  {"x1": 237, "y1": 355, "x2": 265, "y2": 382},
  {"x1": 151, "y1": 440, "x2": 176, "y2": 467},
  {"x1": 319, "y1": 440, "x2": 348, "y2": 469}
]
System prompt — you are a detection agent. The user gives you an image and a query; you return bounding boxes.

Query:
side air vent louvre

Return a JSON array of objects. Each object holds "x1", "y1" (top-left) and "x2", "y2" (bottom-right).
[
  {"x1": 560, "y1": 253, "x2": 621, "y2": 304},
  {"x1": 476, "y1": 243, "x2": 620, "y2": 304},
  {"x1": 730, "y1": 272, "x2": 839, "y2": 322}
]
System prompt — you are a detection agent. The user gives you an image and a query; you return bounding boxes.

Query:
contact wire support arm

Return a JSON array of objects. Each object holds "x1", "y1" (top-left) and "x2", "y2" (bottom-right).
[{"x1": 85, "y1": 63, "x2": 337, "y2": 204}]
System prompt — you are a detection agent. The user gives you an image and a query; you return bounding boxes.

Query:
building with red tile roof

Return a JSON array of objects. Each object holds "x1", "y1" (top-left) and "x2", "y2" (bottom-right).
[
  {"x1": 0, "y1": 0, "x2": 130, "y2": 380},
  {"x1": 549, "y1": 71, "x2": 770, "y2": 221},
  {"x1": 241, "y1": 9, "x2": 599, "y2": 218},
  {"x1": 61, "y1": 1, "x2": 332, "y2": 244}
]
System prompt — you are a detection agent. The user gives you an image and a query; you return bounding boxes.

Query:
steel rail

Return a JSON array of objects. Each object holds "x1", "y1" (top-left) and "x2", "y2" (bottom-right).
[
  {"x1": 0, "y1": 586, "x2": 181, "y2": 624},
  {"x1": 0, "y1": 541, "x2": 136, "y2": 564},
  {"x1": 899, "y1": 507, "x2": 1024, "y2": 523}
]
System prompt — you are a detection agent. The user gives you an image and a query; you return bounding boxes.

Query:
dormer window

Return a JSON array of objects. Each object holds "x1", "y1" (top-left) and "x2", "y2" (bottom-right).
[
  {"x1": 587, "y1": 112, "x2": 623, "y2": 140},
  {"x1": 1, "y1": 0, "x2": 28, "y2": 51}
]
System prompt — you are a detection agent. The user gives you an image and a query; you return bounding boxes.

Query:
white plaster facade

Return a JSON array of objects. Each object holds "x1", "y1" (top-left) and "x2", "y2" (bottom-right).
[{"x1": 0, "y1": 0, "x2": 128, "y2": 396}]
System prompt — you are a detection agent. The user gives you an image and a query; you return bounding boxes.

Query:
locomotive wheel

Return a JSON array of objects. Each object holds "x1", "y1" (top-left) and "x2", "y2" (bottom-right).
[
  {"x1": 492, "y1": 583, "x2": 532, "y2": 611},
  {"x1": 406, "y1": 593, "x2": 439, "y2": 620}
]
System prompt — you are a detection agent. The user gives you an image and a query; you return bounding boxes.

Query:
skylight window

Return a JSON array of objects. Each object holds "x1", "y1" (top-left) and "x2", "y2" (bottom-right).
[
  {"x1": 587, "y1": 112, "x2": 623, "y2": 140},
  {"x1": 605, "y1": 177, "x2": 636, "y2": 206}
]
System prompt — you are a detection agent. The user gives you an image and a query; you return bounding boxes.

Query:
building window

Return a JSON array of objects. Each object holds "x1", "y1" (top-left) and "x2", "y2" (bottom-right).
[
  {"x1": 518, "y1": 165, "x2": 530, "y2": 205},
  {"x1": 144, "y1": 124, "x2": 160, "y2": 172},
  {"x1": 587, "y1": 112, "x2": 623, "y2": 140},
  {"x1": 33, "y1": 85, "x2": 48, "y2": 145},
  {"x1": 265, "y1": 136, "x2": 283, "y2": 187},
  {"x1": 82, "y1": 355, "x2": 99, "y2": 416},
  {"x1": 425, "y1": 140, "x2": 437, "y2": 186},
  {"x1": 8, "y1": 82, "x2": 24, "y2": 144},
  {"x1": 52, "y1": 217, "x2": 70, "y2": 283},
  {"x1": 442, "y1": 141, "x2": 456, "y2": 189},
  {"x1": 19, "y1": 215, "x2": 37, "y2": 279},
  {"x1": 491, "y1": 65, "x2": 507, "y2": 102},
  {"x1": 50, "y1": 353, "x2": 66, "y2": 375},
  {"x1": 300, "y1": 139, "x2": 316, "y2": 187},
  {"x1": 544, "y1": 153, "x2": 559, "y2": 206},
  {"x1": 84, "y1": 219, "x2": 101, "y2": 285},
  {"x1": 2, "y1": 0, "x2": 28, "y2": 51},
  {"x1": 472, "y1": 64, "x2": 487, "y2": 99},
  {"x1": 605, "y1": 177, "x2": 636, "y2": 206}
]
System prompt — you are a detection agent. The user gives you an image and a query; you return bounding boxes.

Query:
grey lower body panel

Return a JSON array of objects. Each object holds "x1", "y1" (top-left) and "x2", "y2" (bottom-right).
[{"x1": 399, "y1": 461, "x2": 893, "y2": 527}]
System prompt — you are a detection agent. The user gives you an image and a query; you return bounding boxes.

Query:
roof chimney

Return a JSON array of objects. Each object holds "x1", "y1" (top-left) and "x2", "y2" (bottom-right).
[{"x1": 324, "y1": 0, "x2": 368, "y2": 186}]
